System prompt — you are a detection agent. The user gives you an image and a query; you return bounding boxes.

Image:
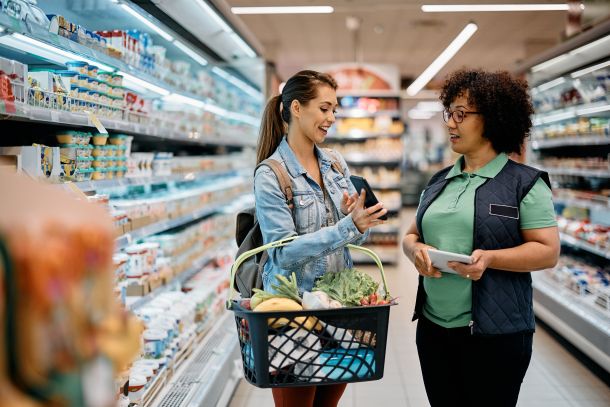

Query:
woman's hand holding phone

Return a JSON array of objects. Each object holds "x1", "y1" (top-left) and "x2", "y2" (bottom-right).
[{"x1": 351, "y1": 189, "x2": 388, "y2": 233}]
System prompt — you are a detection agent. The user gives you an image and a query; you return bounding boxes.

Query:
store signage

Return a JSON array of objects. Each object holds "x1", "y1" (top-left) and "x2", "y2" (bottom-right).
[{"x1": 309, "y1": 63, "x2": 400, "y2": 92}]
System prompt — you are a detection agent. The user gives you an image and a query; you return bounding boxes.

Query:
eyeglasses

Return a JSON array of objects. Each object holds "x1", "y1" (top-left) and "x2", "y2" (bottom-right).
[{"x1": 443, "y1": 109, "x2": 482, "y2": 123}]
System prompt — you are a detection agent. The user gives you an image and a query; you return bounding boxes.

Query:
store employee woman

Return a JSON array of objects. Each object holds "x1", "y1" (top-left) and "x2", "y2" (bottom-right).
[{"x1": 403, "y1": 69, "x2": 560, "y2": 407}]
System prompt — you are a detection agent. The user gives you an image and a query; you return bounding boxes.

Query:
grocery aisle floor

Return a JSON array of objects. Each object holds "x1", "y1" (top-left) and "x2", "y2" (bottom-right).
[{"x1": 229, "y1": 209, "x2": 610, "y2": 407}]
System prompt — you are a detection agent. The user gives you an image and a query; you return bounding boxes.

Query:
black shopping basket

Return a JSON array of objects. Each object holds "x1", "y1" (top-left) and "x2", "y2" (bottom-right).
[{"x1": 227, "y1": 236, "x2": 394, "y2": 388}]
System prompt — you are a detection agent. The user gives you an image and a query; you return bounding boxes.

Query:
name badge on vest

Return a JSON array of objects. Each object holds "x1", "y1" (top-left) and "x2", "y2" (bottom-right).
[{"x1": 489, "y1": 204, "x2": 519, "y2": 219}]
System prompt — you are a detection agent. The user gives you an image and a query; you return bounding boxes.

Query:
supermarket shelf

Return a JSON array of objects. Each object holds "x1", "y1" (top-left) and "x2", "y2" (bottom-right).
[
  {"x1": 370, "y1": 183, "x2": 402, "y2": 190},
  {"x1": 345, "y1": 155, "x2": 401, "y2": 166},
  {"x1": 0, "y1": 13, "x2": 260, "y2": 127},
  {"x1": 531, "y1": 135, "x2": 610, "y2": 149},
  {"x1": 150, "y1": 312, "x2": 240, "y2": 407},
  {"x1": 116, "y1": 201, "x2": 224, "y2": 250},
  {"x1": 369, "y1": 225, "x2": 400, "y2": 234},
  {"x1": 559, "y1": 232, "x2": 610, "y2": 260},
  {"x1": 336, "y1": 109, "x2": 401, "y2": 118},
  {"x1": 70, "y1": 169, "x2": 238, "y2": 192},
  {"x1": 325, "y1": 131, "x2": 403, "y2": 141},
  {"x1": 554, "y1": 196, "x2": 610, "y2": 211},
  {"x1": 126, "y1": 238, "x2": 232, "y2": 311},
  {"x1": 539, "y1": 166, "x2": 610, "y2": 178},
  {"x1": 532, "y1": 100, "x2": 610, "y2": 126},
  {"x1": 532, "y1": 273, "x2": 610, "y2": 373},
  {"x1": 5, "y1": 102, "x2": 257, "y2": 148}
]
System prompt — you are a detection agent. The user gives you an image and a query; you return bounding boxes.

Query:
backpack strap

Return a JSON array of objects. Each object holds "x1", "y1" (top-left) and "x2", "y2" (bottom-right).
[
  {"x1": 256, "y1": 159, "x2": 294, "y2": 209},
  {"x1": 323, "y1": 148, "x2": 345, "y2": 176}
]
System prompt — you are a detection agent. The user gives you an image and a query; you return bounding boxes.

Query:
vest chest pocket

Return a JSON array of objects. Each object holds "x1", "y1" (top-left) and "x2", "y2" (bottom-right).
[{"x1": 293, "y1": 194, "x2": 316, "y2": 233}]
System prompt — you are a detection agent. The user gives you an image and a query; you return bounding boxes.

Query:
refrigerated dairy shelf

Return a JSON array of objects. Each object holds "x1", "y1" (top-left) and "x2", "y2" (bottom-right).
[
  {"x1": 532, "y1": 100, "x2": 610, "y2": 126},
  {"x1": 559, "y1": 232, "x2": 610, "y2": 260},
  {"x1": 150, "y1": 311, "x2": 240, "y2": 407},
  {"x1": 66, "y1": 169, "x2": 238, "y2": 192},
  {"x1": 554, "y1": 196, "x2": 610, "y2": 211},
  {"x1": 126, "y1": 238, "x2": 233, "y2": 311},
  {"x1": 4, "y1": 101, "x2": 256, "y2": 148},
  {"x1": 540, "y1": 167, "x2": 610, "y2": 178},
  {"x1": 0, "y1": 12, "x2": 260, "y2": 127},
  {"x1": 532, "y1": 135, "x2": 610, "y2": 149},
  {"x1": 532, "y1": 273, "x2": 610, "y2": 373}
]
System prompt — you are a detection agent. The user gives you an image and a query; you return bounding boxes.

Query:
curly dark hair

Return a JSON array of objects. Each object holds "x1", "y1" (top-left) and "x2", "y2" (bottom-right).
[{"x1": 440, "y1": 69, "x2": 534, "y2": 155}]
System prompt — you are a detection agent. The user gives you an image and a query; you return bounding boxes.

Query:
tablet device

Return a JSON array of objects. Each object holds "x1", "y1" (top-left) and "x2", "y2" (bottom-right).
[
  {"x1": 427, "y1": 249, "x2": 473, "y2": 274},
  {"x1": 350, "y1": 175, "x2": 388, "y2": 220}
]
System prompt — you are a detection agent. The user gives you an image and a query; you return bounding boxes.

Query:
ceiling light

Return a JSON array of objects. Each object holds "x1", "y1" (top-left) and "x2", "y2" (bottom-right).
[
  {"x1": 571, "y1": 59, "x2": 610, "y2": 78},
  {"x1": 211, "y1": 67, "x2": 262, "y2": 99},
  {"x1": 407, "y1": 23, "x2": 478, "y2": 96},
  {"x1": 422, "y1": 4, "x2": 571, "y2": 12},
  {"x1": 196, "y1": 0, "x2": 233, "y2": 33},
  {"x1": 231, "y1": 6, "x2": 334, "y2": 14},
  {"x1": 231, "y1": 32, "x2": 257, "y2": 58},
  {"x1": 120, "y1": 4, "x2": 174, "y2": 42},
  {"x1": 174, "y1": 40, "x2": 208, "y2": 66},
  {"x1": 120, "y1": 72, "x2": 170, "y2": 96},
  {"x1": 0, "y1": 33, "x2": 115, "y2": 71}
]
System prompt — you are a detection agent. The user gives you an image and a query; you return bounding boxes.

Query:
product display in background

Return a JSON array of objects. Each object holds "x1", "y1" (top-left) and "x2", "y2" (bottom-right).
[
  {"x1": 528, "y1": 40, "x2": 610, "y2": 374},
  {"x1": 0, "y1": 170, "x2": 142, "y2": 406}
]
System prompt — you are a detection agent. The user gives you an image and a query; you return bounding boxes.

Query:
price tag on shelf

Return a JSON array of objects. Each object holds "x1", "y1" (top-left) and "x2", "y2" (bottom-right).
[{"x1": 85, "y1": 110, "x2": 108, "y2": 135}]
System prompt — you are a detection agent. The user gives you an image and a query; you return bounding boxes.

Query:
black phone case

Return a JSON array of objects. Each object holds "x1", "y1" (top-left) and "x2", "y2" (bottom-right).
[{"x1": 350, "y1": 175, "x2": 388, "y2": 220}]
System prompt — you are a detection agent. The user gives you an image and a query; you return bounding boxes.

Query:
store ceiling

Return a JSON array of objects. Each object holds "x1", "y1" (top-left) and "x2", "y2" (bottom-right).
[{"x1": 223, "y1": 0, "x2": 610, "y2": 90}]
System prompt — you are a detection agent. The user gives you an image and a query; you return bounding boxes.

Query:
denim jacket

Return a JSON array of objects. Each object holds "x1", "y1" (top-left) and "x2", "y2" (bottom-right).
[{"x1": 254, "y1": 137, "x2": 369, "y2": 293}]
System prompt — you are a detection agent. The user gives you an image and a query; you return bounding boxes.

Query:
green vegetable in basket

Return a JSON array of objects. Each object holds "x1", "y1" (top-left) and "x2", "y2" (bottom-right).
[
  {"x1": 313, "y1": 268, "x2": 379, "y2": 307},
  {"x1": 251, "y1": 272, "x2": 302, "y2": 309}
]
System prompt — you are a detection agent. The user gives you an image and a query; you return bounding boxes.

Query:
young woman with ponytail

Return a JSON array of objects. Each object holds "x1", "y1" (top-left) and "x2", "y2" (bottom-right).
[{"x1": 253, "y1": 70, "x2": 388, "y2": 407}]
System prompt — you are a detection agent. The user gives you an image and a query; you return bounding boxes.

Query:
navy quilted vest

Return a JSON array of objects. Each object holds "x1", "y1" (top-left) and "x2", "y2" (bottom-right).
[{"x1": 413, "y1": 159, "x2": 551, "y2": 335}]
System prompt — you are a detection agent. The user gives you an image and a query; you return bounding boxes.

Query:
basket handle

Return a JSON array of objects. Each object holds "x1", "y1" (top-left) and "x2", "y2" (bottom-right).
[{"x1": 227, "y1": 236, "x2": 390, "y2": 308}]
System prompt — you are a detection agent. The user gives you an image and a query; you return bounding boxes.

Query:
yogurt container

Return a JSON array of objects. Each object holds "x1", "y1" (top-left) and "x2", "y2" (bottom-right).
[
  {"x1": 143, "y1": 329, "x2": 166, "y2": 359},
  {"x1": 127, "y1": 374, "x2": 146, "y2": 402}
]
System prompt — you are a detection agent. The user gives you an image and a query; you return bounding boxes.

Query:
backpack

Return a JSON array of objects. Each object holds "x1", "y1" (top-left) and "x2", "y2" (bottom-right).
[{"x1": 234, "y1": 152, "x2": 344, "y2": 298}]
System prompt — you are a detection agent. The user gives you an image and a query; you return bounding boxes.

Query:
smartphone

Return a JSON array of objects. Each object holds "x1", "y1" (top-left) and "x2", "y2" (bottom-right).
[{"x1": 349, "y1": 175, "x2": 388, "y2": 220}]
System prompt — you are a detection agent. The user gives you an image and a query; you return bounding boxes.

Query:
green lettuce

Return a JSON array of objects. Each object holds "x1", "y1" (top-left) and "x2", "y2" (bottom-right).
[{"x1": 313, "y1": 269, "x2": 379, "y2": 306}]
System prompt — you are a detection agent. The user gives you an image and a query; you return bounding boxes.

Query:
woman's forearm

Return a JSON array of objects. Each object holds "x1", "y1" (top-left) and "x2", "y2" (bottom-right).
[{"x1": 485, "y1": 241, "x2": 559, "y2": 272}]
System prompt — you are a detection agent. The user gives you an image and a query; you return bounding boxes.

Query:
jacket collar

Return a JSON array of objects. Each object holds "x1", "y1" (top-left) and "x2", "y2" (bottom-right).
[{"x1": 278, "y1": 137, "x2": 333, "y2": 177}]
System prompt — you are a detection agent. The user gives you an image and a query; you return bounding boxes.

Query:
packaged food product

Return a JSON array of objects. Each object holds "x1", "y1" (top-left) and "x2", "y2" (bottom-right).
[
  {"x1": 76, "y1": 156, "x2": 93, "y2": 170},
  {"x1": 91, "y1": 133, "x2": 109, "y2": 146},
  {"x1": 105, "y1": 145, "x2": 118, "y2": 156},
  {"x1": 98, "y1": 71, "x2": 113, "y2": 83},
  {"x1": 109, "y1": 134, "x2": 127, "y2": 145},
  {"x1": 60, "y1": 144, "x2": 93, "y2": 160},
  {"x1": 73, "y1": 167, "x2": 94, "y2": 182},
  {"x1": 92, "y1": 157, "x2": 107, "y2": 168},
  {"x1": 92, "y1": 167, "x2": 106, "y2": 180},
  {"x1": 56, "y1": 131, "x2": 80, "y2": 144},
  {"x1": 127, "y1": 374, "x2": 146, "y2": 402},
  {"x1": 92, "y1": 146, "x2": 106, "y2": 157},
  {"x1": 88, "y1": 65, "x2": 99, "y2": 78},
  {"x1": 66, "y1": 61, "x2": 89, "y2": 75},
  {"x1": 143, "y1": 329, "x2": 166, "y2": 359}
]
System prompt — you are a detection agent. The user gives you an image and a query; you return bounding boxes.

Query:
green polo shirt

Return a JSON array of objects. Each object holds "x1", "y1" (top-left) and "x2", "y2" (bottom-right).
[{"x1": 420, "y1": 153, "x2": 557, "y2": 328}]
